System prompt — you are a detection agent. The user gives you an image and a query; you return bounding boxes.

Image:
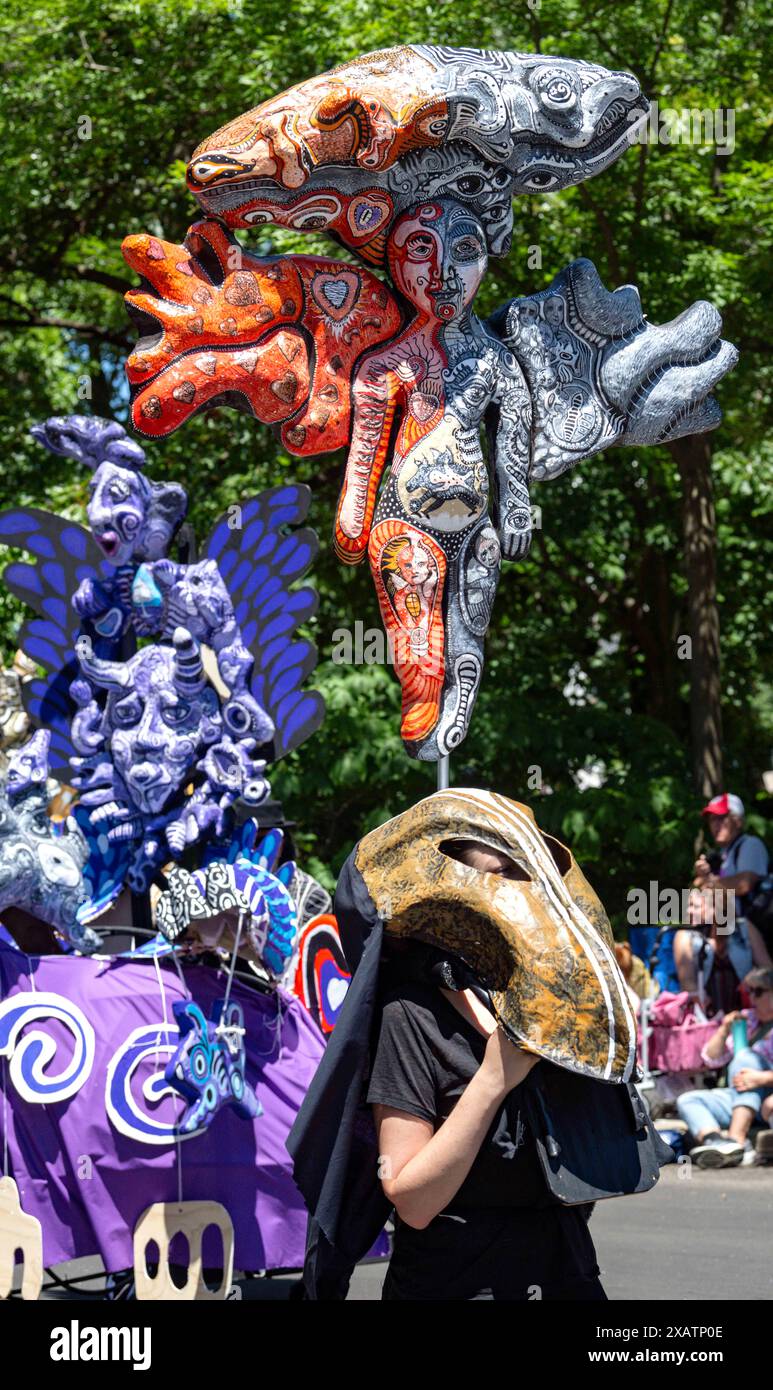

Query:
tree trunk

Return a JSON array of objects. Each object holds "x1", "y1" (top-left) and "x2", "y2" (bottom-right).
[{"x1": 669, "y1": 435, "x2": 724, "y2": 798}]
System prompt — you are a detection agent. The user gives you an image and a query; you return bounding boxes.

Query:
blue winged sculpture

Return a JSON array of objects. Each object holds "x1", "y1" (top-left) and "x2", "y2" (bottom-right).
[
  {"x1": 0, "y1": 416, "x2": 324, "y2": 896},
  {"x1": 203, "y1": 489, "x2": 323, "y2": 763}
]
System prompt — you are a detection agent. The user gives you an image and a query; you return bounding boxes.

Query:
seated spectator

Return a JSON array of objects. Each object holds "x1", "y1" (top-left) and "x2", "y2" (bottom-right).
[
  {"x1": 674, "y1": 794, "x2": 771, "y2": 1013},
  {"x1": 675, "y1": 966, "x2": 773, "y2": 1168},
  {"x1": 614, "y1": 941, "x2": 659, "y2": 1006}
]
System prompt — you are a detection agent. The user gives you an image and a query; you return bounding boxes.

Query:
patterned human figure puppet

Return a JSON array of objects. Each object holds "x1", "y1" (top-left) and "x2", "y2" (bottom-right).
[
  {"x1": 121, "y1": 45, "x2": 737, "y2": 762},
  {"x1": 334, "y1": 199, "x2": 530, "y2": 755}
]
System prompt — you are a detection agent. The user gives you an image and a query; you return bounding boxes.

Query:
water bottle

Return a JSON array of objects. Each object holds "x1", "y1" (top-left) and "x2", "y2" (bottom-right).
[{"x1": 731, "y1": 1016, "x2": 748, "y2": 1053}]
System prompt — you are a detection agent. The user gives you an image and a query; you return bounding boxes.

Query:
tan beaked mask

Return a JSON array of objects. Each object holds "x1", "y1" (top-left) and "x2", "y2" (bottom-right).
[{"x1": 354, "y1": 788, "x2": 637, "y2": 1083}]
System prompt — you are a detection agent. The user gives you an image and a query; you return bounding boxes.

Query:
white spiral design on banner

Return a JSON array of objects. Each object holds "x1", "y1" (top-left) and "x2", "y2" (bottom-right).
[
  {"x1": 0, "y1": 992, "x2": 95, "y2": 1102},
  {"x1": 105, "y1": 1023, "x2": 189, "y2": 1145}
]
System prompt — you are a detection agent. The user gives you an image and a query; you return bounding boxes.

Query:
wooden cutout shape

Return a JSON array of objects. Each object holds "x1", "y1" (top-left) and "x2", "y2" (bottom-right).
[
  {"x1": 0, "y1": 1176, "x2": 43, "y2": 1301},
  {"x1": 133, "y1": 1200, "x2": 234, "y2": 1301}
]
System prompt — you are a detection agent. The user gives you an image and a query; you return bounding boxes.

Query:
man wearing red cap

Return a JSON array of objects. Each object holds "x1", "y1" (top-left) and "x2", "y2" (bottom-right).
[
  {"x1": 695, "y1": 794, "x2": 769, "y2": 910},
  {"x1": 673, "y1": 794, "x2": 771, "y2": 1011}
]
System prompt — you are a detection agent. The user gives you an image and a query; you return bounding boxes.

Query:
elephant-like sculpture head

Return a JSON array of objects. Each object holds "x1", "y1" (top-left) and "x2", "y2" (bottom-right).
[
  {"x1": 343, "y1": 787, "x2": 637, "y2": 1083},
  {"x1": 185, "y1": 45, "x2": 648, "y2": 262}
]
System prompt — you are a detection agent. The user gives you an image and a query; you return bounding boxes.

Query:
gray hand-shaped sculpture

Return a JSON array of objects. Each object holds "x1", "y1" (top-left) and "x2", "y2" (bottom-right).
[{"x1": 489, "y1": 258, "x2": 738, "y2": 483}]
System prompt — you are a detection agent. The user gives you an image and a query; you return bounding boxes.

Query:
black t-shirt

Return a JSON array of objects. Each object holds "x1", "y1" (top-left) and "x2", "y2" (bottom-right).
[
  {"x1": 368, "y1": 980, "x2": 553, "y2": 1209},
  {"x1": 366, "y1": 980, "x2": 604, "y2": 1301}
]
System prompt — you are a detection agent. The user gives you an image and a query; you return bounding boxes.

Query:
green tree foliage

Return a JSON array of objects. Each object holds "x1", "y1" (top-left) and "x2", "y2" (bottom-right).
[{"x1": 0, "y1": 0, "x2": 770, "y2": 921}]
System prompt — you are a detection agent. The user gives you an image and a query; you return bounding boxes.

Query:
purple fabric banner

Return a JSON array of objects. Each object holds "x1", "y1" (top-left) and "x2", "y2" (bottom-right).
[{"x1": 0, "y1": 942, "x2": 330, "y2": 1273}]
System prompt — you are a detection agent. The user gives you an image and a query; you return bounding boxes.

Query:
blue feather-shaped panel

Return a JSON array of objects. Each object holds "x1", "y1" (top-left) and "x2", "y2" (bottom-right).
[
  {"x1": 0, "y1": 508, "x2": 110, "y2": 778},
  {"x1": 204, "y1": 485, "x2": 324, "y2": 760}
]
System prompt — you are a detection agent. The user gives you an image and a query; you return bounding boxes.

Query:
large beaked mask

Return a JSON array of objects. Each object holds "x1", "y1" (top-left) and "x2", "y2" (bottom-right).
[{"x1": 352, "y1": 788, "x2": 636, "y2": 1083}]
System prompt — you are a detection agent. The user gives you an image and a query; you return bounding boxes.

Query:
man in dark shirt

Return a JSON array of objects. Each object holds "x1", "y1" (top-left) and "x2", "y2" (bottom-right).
[{"x1": 367, "y1": 840, "x2": 606, "y2": 1301}]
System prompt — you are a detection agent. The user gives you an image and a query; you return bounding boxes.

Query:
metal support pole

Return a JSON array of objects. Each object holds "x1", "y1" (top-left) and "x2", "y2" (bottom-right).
[
  {"x1": 437, "y1": 754, "x2": 450, "y2": 791},
  {"x1": 130, "y1": 889, "x2": 154, "y2": 938}
]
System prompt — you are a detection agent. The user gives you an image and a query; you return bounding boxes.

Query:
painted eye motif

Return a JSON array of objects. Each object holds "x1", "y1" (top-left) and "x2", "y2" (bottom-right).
[
  {"x1": 191, "y1": 1046, "x2": 209, "y2": 1079},
  {"x1": 492, "y1": 167, "x2": 512, "y2": 189},
  {"x1": 536, "y1": 69, "x2": 578, "y2": 112},
  {"x1": 451, "y1": 234, "x2": 485, "y2": 265},
  {"x1": 244, "y1": 209, "x2": 273, "y2": 225},
  {"x1": 114, "y1": 698, "x2": 142, "y2": 727},
  {"x1": 521, "y1": 171, "x2": 561, "y2": 190},
  {"x1": 292, "y1": 213, "x2": 332, "y2": 229},
  {"x1": 162, "y1": 701, "x2": 191, "y2": 727},
  {"x1": 109, "y1": 480, "x2": 130, "y2": 501},
  {"x1": 463, "y1": 382, "x2": 488, "y2": 405},
  {"x1": 546, "y1": 80, "x2": 574, "y2": 106},
  {"x1": 405, "y1": 232, "x2": 435, "y2": 260},
  {"x1": 448, "y1": 173, "x2": 485, "y2": 197}
]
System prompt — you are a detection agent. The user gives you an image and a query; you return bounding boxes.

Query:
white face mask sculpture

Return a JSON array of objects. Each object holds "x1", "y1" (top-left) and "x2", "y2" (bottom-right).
[
  {"x1": 121, "y1": 44, "x2": 737, "y2": 762},
  {"x1": 73, "y1": 628, "x2": 267, "y2": 892}
]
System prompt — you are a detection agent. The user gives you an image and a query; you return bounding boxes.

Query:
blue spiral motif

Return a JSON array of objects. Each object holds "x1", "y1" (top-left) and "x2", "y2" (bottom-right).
[
  {"x1": 0, "y1": 992, "x2": 96, "y2": 1103},
  {"x1": 105, "y1": 1023, "x2": 189, "y2": 1145}
]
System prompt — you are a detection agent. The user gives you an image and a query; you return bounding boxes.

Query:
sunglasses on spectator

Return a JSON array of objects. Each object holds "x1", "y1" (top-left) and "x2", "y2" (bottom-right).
[{"x1": 747, "y1": 987, "x2": 771, "y2": 999}]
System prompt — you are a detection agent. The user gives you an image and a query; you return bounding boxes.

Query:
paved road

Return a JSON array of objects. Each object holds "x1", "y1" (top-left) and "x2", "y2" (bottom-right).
[
  {"x1": 340, "y1": 1166, "x2": 773, "y2": 1301},
  {"x1": 30, "y1": 1164, "x2": 772, "y2": 1302},
  {"x1": 589, "y1": 1163, "x2": 773, "y2": 1301}
]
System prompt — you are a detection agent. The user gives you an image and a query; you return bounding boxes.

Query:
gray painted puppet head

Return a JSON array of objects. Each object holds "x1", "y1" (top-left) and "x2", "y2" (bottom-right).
[
  {"x1": 76, "y1": 628, "x2": 221, "y2": 817},
  {"x1": 0, "y1": 731, "x2": 95, "y2": 947}
]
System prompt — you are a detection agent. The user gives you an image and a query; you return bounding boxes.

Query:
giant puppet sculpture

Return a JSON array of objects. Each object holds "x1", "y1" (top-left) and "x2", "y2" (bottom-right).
[
  {"x1": 0, "y1": 417, "x2": 323, "y2": 901},
  {"x1": 121, "y1": 45, "x2": 737, "y2": 761}
]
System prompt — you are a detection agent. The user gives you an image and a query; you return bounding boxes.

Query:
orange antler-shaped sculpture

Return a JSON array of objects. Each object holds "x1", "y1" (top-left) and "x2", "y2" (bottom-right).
[{"x1": 123, "y1": 220, "x2": 401, "y2": 454}]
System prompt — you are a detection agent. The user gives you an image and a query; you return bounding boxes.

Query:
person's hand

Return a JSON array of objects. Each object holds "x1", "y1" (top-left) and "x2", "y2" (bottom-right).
[
  {"x1": 693, "y1": 854, "x2": 712, "y2": 882},
  {"x1": 481, "y1": 1027, "x2": 539, "y2": 1099},
  {"x1": 733, "y1": 1068, "x2": 765, "y2": 1092},
  {"x1": 720, "y1": 1010, "x2": 742, "y2": 1036}
]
